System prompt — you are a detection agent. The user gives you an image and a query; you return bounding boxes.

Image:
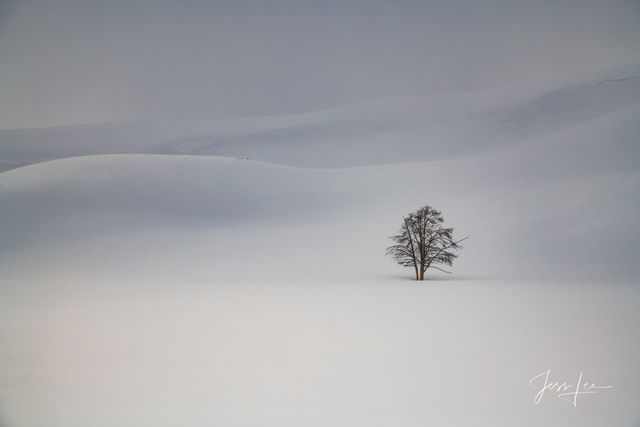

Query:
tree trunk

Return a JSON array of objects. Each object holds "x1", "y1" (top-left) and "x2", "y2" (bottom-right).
[
  {"x1": 414, "y1": 266, "x2": 419, "y2": 280},
  {"x1": 420, "y1": 269, "x2": 424, "y2": 280}
]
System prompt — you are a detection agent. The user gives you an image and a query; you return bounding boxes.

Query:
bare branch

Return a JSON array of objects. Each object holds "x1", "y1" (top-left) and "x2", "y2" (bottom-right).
[{"x1": 385, "y1": 205, "x2": 467, "y2": 280}]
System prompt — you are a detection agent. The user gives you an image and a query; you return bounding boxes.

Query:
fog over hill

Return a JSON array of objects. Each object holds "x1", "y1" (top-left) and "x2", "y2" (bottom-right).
[
  {"x1": 0, "y1": 2, "x2": 638, "y2": 426},
  {"x1": 1, "y1": 65, "x2": 638, "y2": 283},
  {"x1": 1, "y1": 64, "x2": 638, "y2": 171}
]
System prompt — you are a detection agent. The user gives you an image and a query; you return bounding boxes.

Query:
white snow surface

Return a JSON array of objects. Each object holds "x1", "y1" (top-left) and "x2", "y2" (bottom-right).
[{"x1": 0, "y1": 65, "x2": 639, "y2": 426}]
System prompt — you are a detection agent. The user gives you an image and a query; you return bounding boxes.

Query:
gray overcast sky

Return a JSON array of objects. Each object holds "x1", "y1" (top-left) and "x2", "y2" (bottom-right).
[{"x1": 0, "y1": 0, "x2": 638, "y2": 129}]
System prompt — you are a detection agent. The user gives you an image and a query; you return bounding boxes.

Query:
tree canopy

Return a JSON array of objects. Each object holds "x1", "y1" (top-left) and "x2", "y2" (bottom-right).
[{"x1": 386, "y1": 205, "x2": 467, "y2": 280}]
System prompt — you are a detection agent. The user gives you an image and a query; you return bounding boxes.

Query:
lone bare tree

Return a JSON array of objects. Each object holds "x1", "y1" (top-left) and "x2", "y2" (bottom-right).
[{"x1": 386, "y1": 205, "x2": 468, "y2": 280}]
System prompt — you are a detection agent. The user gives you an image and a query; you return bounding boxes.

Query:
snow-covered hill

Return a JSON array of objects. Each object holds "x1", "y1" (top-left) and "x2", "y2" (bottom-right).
[
  {"x1": 1, "y1": 64, "x2": 638, "y2": 170},
  {"x1": 0, "y1": 64, "x2": 638, "y2": 427},
  {"x1": 1, "y1": 104, "x2": 638, "y2": 282}
]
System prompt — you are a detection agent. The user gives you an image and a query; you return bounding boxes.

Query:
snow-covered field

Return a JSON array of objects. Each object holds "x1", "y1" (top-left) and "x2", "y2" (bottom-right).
[
  {"x1": 1, "y1": 280, "x2": 638, "y2": 426},
  {"x1": 1, "y1": 65, "x2": 639, "y2": 426}
]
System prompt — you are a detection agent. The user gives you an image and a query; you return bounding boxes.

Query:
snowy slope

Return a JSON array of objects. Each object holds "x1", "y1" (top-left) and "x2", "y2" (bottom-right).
[
  {"x1": 1, "y1": 102, "x2": 638, "y2": 282},
  {"x1": 0, "y1": 65, "x2": 639, "y2": 427},
  {"x1": 0, "y1": 64, "x2": 638, "y2": 170}
]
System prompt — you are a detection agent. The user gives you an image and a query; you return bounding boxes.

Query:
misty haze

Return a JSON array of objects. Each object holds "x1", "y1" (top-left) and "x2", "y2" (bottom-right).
[{"x1": 0, "y1": 1, "x2": 638, "y2": 426}]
